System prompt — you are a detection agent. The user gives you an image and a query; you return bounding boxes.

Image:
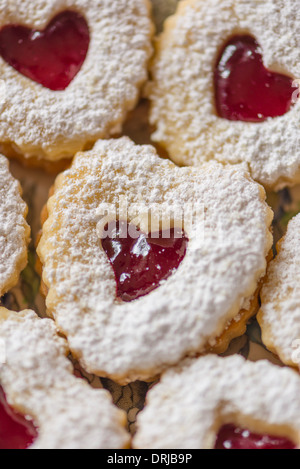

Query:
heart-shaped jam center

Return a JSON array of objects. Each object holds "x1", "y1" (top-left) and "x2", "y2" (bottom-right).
[
  {"x1": 102, "y1": 221, "x2": 188, "y2": 302},
  {"x1": 214, "y1": 35, "x2": 295, "y2": 122},
  {"x1": 215, "y1": 424, "x2": 296, "y2": 450},
  {"x1": 0, "y1": 387, "x2": 37, "y2": 449},
  {"x1": 0, "y1": 10, "x2": 89, "y2": 91}
]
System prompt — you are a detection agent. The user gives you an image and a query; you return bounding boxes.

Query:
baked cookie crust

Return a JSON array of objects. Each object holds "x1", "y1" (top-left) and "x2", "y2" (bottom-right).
[
  {"x1": 149, "y1": 0, "x2": 300, "y2": 190},
  {"x1": 134, "y1": 355, "x2": 300, "y2": 449},
  {"x1": 0, "y1": 154, "x2": 30, "y2": 297},
  {"x1": 0, "y1": 308, "x2": 130, "y2": 449},
  {"x1": 258, "y1": 214, "x2": 300, "y2": 369}
]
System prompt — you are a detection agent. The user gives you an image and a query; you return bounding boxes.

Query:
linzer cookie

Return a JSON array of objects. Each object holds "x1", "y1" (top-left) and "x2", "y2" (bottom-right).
[
  {"x1": 0, "y1": 0, "x2": 153, "y2": 163},
  {"x1": 149, "y1": 0, "x2": 300, "y2": 190},
  {"x1": 258, "y1": 214, "x2": 300, "y2": 369},
  {"x1": 0, "y1": 308, "x2": 129, "y2": 449},
  {"x1": 37, "y1": 137, "x2": 273, "y2": 384},
  {"x1": 0, "y1": 155, "x2": 29, "y2": 297},
  {"x1": 133, "y1": 355, "x2": 300, "y2": 449}
]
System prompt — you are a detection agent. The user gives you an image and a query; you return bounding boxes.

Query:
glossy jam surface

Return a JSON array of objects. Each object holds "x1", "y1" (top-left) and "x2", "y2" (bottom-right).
[
  {"x1": 102, "y1": 221, "x2": 188, "y2": 302},
  {"x1": 215, "y1": 35, "x2": 295, "y2": 122},
  {"x1": 0, "y1": 11, "x2": 89, "y2": 90},
  {"x1": 215, "y1": 424, "x2": 296, "y2": 450},
  {"x1": 0, "y1": 387, "x2": 37, "y2": 449}
]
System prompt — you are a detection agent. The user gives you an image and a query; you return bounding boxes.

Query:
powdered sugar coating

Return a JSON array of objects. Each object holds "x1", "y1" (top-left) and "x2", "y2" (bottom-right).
[
  {"x1": 38, "y1": 138, "x2": 273, "y2": 384},
  {"x1": 0, "y1": 0, "x2": 153, "y2": 161},
  {"x1": 149, "y1": 0, "x2": 300, "y2": 190},
  {"x1": 0, "y1": 308, "x2": 130, "y2": 449},
  {"x1": 134, "y1": 355, "x2": 300, "y2": 449},
  {"x1": 0, "y1": 154, "x2": 29, "y2": 296},
  {"x1": 258, "y1": 214, "x2": 300, "y2": 367}
]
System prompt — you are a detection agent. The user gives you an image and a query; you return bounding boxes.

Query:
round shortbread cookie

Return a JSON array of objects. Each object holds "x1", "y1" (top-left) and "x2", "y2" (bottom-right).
[
  {"x1": 0, "y1": 308, "x2": 130, "y2": 449},
  {"x1": 0, "y1": 154, "x2": 29, "y2": 297},
  {"x1": 133, "y1": 355, "x2": 300, "y2": 449},
  {"x1": 37, "y1": 138, "x2": 273, "y2": 384},
  {"x1": 0, "y1": 0, "x2": 153, "y2": 162},
  {"x1": 149, "y1": 0, "x2": 300, "y2": 190},
  {"x1": 258, "y1": 214, "x2": 300, "y2": 369}
]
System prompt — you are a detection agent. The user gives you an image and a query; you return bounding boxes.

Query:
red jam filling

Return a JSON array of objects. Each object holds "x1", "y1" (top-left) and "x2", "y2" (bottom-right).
[
  {"x1": 0, "y1": 11, "x2": 89, "y2": 91},
  {"x1": 102, "y1": 220, "x2": 188, "y2": 302},
  {"x1": 215, "y1": 424, "x2": 296, "y2": 450},
  {"x1": 214, "y1": 35, "x2": 295, "y2": 122},
  {"x1": 0, "y1": 387, "x2": 37, "y2": 449}
]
